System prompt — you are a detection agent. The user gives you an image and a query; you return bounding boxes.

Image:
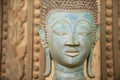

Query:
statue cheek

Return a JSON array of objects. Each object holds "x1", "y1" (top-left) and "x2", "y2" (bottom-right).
[
  {"x1": 50, "y1": 35, "x2": 64, "y2": 49},
  {"x1": 52, "y1": 34, "x2": 67, "y2": 42},
  {"x1": 79, "y1": 37, "x2": 92, "y2": 50}
]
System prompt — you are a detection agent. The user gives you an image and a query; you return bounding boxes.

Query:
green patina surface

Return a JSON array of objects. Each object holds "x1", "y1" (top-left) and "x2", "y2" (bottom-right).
[{"x1": 38, "y1": 10, "x2": 100, "y2": 80}]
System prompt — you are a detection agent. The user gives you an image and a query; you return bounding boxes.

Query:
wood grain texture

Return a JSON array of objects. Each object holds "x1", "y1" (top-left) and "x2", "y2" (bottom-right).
[
  {"x1": 27, "y1": 0, "x2": 33, "y2": 80},
  {"x1": 113, "y1": 0, "x2": 120, "y2": 80},
  {"x1": 0, "y1": 0, "x2": 3, "y2": 77}
]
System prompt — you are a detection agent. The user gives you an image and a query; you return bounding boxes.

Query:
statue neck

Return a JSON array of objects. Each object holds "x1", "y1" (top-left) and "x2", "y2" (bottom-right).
[{"x1": 53, "y1": 62, "x2": 86, "y2": 80}]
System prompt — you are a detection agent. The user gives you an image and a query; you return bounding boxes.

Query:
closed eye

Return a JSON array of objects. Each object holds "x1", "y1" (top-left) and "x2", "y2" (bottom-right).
[
  {"x1": 52, "y1": 29, "x2": 68, "y2": 36},
  {"x1": 78, "y1": 32, "x2": 92, "y2": 36}
]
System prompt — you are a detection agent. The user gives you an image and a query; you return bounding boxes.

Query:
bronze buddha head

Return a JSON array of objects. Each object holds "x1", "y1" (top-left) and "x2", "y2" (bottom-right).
[{"x1": 38, "y1": 0, "x2": 100, "y2": 80}]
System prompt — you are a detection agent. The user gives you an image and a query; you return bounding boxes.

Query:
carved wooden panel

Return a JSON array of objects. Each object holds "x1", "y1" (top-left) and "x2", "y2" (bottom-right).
[
  {"x1": 0, "y1": 0, "x2": 33, "y2": 80},
  {"x1": 33, "y1": 0, "x2": 45, "y2": 80},
  {"x1": 101, "y1": 0, "x2": 120, "y2": 80},
  {"x1": 105, "y1": 0, "x2": 114, "y2": 79},
  {"x1": 6, "y1": 0, "x2": 27, "y2": 80},
  {"x1": 1, "y1": 0, "x2": 8, "y2": 79},
  {"x1": 101, "y1": 0, "x2": 115, "y2": 80}
]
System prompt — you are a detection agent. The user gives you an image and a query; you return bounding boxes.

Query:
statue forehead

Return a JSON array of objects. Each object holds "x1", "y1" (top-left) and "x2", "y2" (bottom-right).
[{"x1": 47, "y1": 10, "x2": 94, "y2": 26}]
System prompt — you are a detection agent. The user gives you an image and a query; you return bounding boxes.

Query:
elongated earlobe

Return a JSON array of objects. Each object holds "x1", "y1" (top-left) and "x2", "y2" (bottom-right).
[
  {"x1": 44, "y1": 48, "x2": 51, "y2": 76},
  {"x1": 87, "y1": 24, "x2": 101, "y2": 78},
  {"x1": 37, "y1": 25, "x2": 51, "y2": 76},
  {"x1": 86, "y1": 47, "x2": 95, "y2": 78}
]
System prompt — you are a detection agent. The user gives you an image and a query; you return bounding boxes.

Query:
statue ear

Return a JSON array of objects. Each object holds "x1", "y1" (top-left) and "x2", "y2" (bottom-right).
[
  {"x1": 86, "y1": 47, "x2": 95, "y2": 78},
  {"x1": 44, "y1": 48, "x2": 51, "y2": 77},
  {"x1": 95, "y1": 24, "x2": 101, "y2": 43},
  {"x1": 37, "y1": 26, "x2": 51, "y2": 76},
  {"x1": 37, "y1": 25, "x2": 47, "y2": 48},
  {"x1": 87, "y1": 24, "x2": 101, "y2": 78}
]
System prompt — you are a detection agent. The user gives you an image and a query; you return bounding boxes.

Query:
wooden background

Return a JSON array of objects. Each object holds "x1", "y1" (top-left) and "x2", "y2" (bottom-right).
[{"x1": 0, "y1": 0, "x2": 120, "y2": 80}]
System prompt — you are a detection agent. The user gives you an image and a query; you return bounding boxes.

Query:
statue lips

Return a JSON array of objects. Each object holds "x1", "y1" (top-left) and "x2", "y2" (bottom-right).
[{"x1": 65, "y1": 48, "x2": 80, "y2": 57}]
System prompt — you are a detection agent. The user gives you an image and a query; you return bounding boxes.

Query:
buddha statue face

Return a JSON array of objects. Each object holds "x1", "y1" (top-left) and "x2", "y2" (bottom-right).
[
  {"x1": 47, "y1": 10, "x2": 94, "y2": 68},
  {"x1": 38, "y1": 0, "x2": 100, "y2": 78}
]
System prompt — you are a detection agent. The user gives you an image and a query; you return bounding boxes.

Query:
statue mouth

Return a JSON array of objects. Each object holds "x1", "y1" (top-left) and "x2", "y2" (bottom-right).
[{"x1": 65, "y1": 50, "x2": 80, "y2": 57}]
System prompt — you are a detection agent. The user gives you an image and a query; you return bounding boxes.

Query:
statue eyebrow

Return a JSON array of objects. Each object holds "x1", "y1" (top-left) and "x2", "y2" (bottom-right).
[
  {"x1": 50, "y1": 19, "x2": 70, "y2": 28},
  {"x1": 75, "y1": 19, "x2": 92, "y2": 29}
]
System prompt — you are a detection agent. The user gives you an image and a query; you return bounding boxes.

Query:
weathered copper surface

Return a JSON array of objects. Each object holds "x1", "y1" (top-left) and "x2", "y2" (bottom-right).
[{"x1": 38, "y1": 0, "x2": 100, "y2": 80}]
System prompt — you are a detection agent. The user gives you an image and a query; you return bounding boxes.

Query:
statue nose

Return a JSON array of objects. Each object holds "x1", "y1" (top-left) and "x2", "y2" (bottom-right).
[{"x1": 64, "y1": 34, "x2": 80, "y2": 46}]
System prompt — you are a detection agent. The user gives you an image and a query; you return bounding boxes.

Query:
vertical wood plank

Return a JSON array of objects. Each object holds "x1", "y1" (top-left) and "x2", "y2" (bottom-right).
[
  {"x1": 113, "y1": 0, "x2": 120, "y2": 80},
  {"x1": 0, "y1": 0, "x2": 3, "y2": 76},
  {"x1": 100, "y1": 0, "x2": 107, "y2": 80},
  {"x1": 27, "y1": 0, "x2": 33, "y2": 80},
  {"x1": 38, "y1": 0, "x2": 45, "y2": 79}
]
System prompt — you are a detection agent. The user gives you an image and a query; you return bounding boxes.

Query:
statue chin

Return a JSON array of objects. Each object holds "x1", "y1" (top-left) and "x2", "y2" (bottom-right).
[{"x1": 49, "y1": 47, "x2": 87, "y2": 68}]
